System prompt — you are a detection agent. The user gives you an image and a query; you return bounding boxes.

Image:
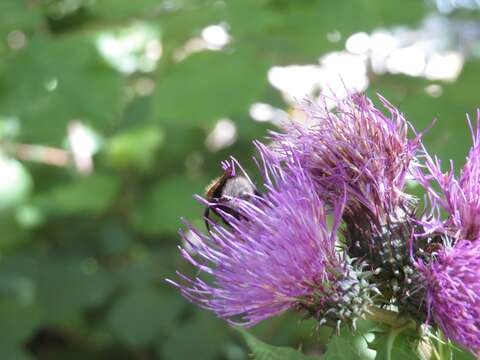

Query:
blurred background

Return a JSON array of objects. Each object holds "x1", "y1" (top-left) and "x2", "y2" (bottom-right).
[{"x1": 0, "y1": 0, "x2": 479, "y2": 359}]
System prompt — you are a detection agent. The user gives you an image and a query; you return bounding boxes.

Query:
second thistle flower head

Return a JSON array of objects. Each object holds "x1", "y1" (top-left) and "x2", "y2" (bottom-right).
[
  {"x1": 168, "y1": 147, "x2": 377, "y2": 328},
  {"x1": 416, "y1": 111, "x2": 480, "y2": 241},
  {"x1": 417, "y1": 239, "x2": 480, "y2": 353},
  {"x1": 413, "y1": 112, "x2": 480, "y2": 355}
]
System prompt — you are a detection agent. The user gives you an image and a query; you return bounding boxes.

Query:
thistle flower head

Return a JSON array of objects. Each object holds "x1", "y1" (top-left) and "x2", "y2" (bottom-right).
[
  {"x1": 168, "y1": 146, "x2": 376, "y2": 327},
  {"x1": 269, "y1": 93, "x2": 426, "y2": 305},
  {"x1": 415, "y1": 111, "x2": 480, "y2": 241},
  {"x1": 170, "y1": 90, "x2": 480, "y2": 353},
  {"x1": 271, "y1": 93, "x2": 421, "y2": 222},
  {"x1": 417, "y1": 239, "x2": 480, "y2": 352}
]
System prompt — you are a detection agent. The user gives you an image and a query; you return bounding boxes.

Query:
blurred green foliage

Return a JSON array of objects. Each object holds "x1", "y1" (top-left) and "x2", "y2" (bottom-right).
[{"x1": 0, "y1": 0, "x2": 479, "y2": 359}]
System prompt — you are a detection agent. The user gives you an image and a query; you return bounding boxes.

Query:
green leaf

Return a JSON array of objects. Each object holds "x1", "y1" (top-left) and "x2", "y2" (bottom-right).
[
  {"x1": 35, "y1": 173, "x2": 119, "y2": 216},
  {"x1": 34, "y1": 256, "x2": 114, "y2": 323},
  {"x1": 0, "y1": 347, "x2": 34, "y2": 360},
  {"x1": 106, "y1": 125, "x2": 164, "y2": 172},
  {"x1": 88, "y1": 0, "x2": 220, "y2": 22},
  {"x1": 227, "y1": 0, "x2": 426, "y2": 63},
  {"x1": 106, "y1": 286, "x2": 183, "y2": 347},
  {"x1": 0, "y1": 212, "x2": 31, "y2": 249},
  {"x1": 0, "y1": 34, "x2": 123, "y2": 144},
  {"x1": 87, "y1": 0, "x2": 165, "y2": 20},
  {"x1": 159, "y1": 1, "x2": 225, "y2": 48},
  {"x1": 369, "y1": 326, "x2": 419, "y2": 360},
  {"x1": 239, "y1": 328, "x2": 319, "y2": 360},
  {"x1": 97, "y1": 219, "x2": 134, "y2": 256},
  {"x1": 161, "y1": 311, "x2": 229, "y2": 360},
  {"x1": 132, "y1": 174, "x2": 206, "y2": 234},
  {"x1": 152, "y1": 51, "x2": 269, "y2": 125},
  {"x1": 0, "y1": 0, "x2": 43, "y2": 39},
  {"x1": 0, "y1": 292, "x2": 43, "y2": 348},
  {"x1": 322, "y1": 329, "x2": 375, "y2": 360},
  {"x1": 452, "y1": 346, "x2": 476, "y2": 360}
]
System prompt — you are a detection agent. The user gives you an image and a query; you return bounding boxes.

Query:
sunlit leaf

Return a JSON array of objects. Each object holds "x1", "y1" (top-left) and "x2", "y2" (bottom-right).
[
  {"x1": 0, "y1": 35, "x2": 123, "y2": 143},
  {"x1": 0, "y1": 156, "x2": 32, "y2": 211},
  {"x1": 152, "y1": 51, "x2": 269, "y2": 124}
]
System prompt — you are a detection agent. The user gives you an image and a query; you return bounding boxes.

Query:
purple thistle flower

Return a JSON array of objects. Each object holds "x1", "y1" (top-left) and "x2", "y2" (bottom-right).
[
  {"x1": 415, "y1": 111, "x2": 480, "y2": 241},
  {"x1": 269, "y1": 93, "x2": 430, "y2": 308},
  {"x1": 271, "y1": 93, "x2": 422, "y2": 222},
  {"x1": 417, "y1": 239, "x2": 480, "y2": 353},
  {"x1": 168, "y1": 147, "x2": 376, "y2": 327}
]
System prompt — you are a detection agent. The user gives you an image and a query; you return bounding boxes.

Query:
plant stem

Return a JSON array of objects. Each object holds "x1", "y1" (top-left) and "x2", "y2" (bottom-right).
[{"x1": 364, "y1": 306, "x2": 414, "y2": 328}]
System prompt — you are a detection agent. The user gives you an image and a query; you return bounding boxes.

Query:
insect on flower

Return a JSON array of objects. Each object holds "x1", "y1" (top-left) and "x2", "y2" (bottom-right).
[
  {"x1": 203, "y1": 160, "x2": 260, "y2": 231},
  {"x1": 168, "y1": 148, "x2": 378, "y2": 328},
  {"x1": 168, "y1": 91, "x2": 480, "y2": 357}
]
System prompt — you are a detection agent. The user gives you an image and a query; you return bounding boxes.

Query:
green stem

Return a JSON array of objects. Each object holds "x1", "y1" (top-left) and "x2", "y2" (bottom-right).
[
  {"x1": 364, "y1": 306, "x2": 414, "y2": 328},
  {"x1": 431, "y1": 344, "x2": 441, "y2": 360},
  {"x1": 437, "y1": 331, "x2": 451, "y2": 360}
]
